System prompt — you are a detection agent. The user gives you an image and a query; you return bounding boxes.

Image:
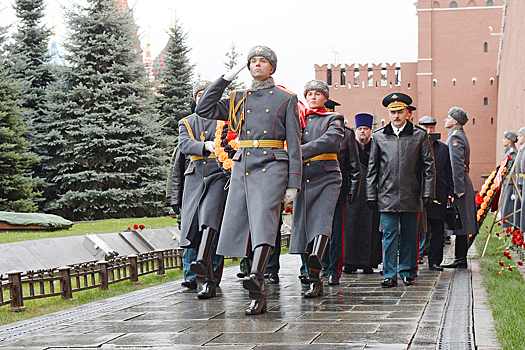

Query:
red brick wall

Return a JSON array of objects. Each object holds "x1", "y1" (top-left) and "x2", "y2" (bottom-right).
[{"x1": 497, "y1": 1, "x2": 525, "y2": 159}]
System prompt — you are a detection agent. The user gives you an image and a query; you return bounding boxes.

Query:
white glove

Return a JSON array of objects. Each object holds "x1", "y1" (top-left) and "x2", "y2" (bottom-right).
[
  {"x1": 282, "y1": 188, "x2": 298, "y2": 204},
  {"x1": 224, "y1": 62, "x2": 246, "y2": 81},
  {"x1": 456, "y1": 192, "x2": 464, "y2": 198},
  {"x1": 511, "y1": 194, "x2": 516, "y2": 201},
  {"x1": 204, "y1": 141, "x2": 215, "y2": 153}
]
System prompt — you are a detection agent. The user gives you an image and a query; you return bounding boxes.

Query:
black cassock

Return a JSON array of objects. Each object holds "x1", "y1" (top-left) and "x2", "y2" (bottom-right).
[{"x1": 344, "y1": 141, "x2": 382, "y2": 270}]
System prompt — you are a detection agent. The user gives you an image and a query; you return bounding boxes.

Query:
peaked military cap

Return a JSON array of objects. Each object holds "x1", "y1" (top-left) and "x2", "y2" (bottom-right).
[
  {"x1": 193, "y1": 80, "x2": 212, "y2": 100},
  {"x1": 355, "y1": 113, "x2": 374, "y2": 129},
  {"x1": 418, "y1": 116, "x2": 436, "y2": 125},
  {"x1": 382, "y1": 93, "x2": 414, "y2": 111},
  {"x1": 304, "y1": 79, "x2": 329, "y2": 99},
  {"x1": 324, "y1": 99, "x2": 340, "y2": 112},
  {"x1": 247, "y1": 45, "x2": 277, "y2": 74}
]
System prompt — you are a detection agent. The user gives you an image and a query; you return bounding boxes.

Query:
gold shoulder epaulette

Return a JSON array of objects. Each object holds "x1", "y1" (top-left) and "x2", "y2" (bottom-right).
[
  {"x1": 276, "y1": 85, "x2": 294, "y2": 95},
  {"x1": 452, "y1": 130, "x2": 458, "y2": 136}
]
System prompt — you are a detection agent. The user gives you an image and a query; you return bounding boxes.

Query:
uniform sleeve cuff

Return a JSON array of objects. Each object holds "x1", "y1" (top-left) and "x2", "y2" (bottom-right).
[{"x1": 287, "y1": 174, "x2": 302, "y2": 190}]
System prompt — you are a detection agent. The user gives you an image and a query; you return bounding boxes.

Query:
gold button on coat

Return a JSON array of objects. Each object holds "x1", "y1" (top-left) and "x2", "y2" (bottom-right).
[
  {"x1": 203, "y1": 161, "x2": 207, "y2": 164},
  {"x1": 263, "y1": 151, "x2": 268, "y2": 155},
  {"x1": 307, "y1": 179, "x2": 310, "y2": 183},
  {"x1": 270, "y1": 91, "x2": 273, "y2": 94},
  {"x1": 247, "y1": 110, "x2": 251, "y2": 113},
  {"x1": 266, "y1": 109, "x2": 269, "y2": 113},
  {"x1": 247, "y1": 131, "x2": 251, "y2": 134},
  {"x1": 305, "y1": 132, "x2": 309, "y2": 135},
  {"x1": 262, "y1": 169, "x2": 266, "y2": 172},
  {"x1": 246, "y1": 172, "x2": 249, "y2": 176},
  {"x1": 247, "y1": 152, "x2": 251, "y2": 156},
  {"x1": 264, "y1": 130, "x2": 267, "y2": 134},
  {"x1": 248, "y1": 92, "x2": 252, "y2": 95}
]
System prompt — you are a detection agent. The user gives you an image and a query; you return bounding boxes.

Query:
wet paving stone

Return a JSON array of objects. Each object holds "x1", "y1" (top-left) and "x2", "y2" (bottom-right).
[{"x1": 0, "y1": 253, "x2": 453, "y2": 348}]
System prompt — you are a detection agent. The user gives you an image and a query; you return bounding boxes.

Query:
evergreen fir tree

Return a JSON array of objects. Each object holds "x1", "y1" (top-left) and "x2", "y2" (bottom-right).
[
  {"x1": 0, "y1": 64, "x2": 39, "y2": 212},
  {"x1": 224, "y1": 42, "x2": 246, "y2": 96},
  {"x1": 42, "y1": 0, "x2": 168, "y2": 220},
  {"x1": 6, "y1": 0, "x2": 56, "y2": 208},
  {"x1": 6, "y1": 0, "x2": 54, "y2": 134},
  {"x1": 157, "y1": 19, "x2": 193, "y2": 138}
]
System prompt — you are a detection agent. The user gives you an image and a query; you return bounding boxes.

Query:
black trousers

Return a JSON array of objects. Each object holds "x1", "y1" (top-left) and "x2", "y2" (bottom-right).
[
  {"x1": 427, "y1": 218, "x2": 445, "y2": 266},
  {"x1": 455, "y1": 234, "x2": 468, "y2": 260}
]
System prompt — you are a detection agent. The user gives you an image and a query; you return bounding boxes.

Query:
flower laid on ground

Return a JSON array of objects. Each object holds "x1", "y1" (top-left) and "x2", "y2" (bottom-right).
[
  {"x1": 133, "y1": 224, "x2": 139, "y2": 230},
  {"x1": 126, "y1": 224, "x2": 145, "y2": 231},
  {"x1": 139, "y1": 224, "x2": 145, "y2": 230}
]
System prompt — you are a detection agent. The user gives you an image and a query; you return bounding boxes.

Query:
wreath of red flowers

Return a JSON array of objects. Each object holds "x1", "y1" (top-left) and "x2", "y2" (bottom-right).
[{"x1": 214, "y1": 121, "x2": 239, "y2": 176}]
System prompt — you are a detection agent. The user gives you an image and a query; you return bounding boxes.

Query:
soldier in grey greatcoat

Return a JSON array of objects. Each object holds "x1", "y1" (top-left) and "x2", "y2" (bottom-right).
[
  {"x1": 178, "y1": 80, "x2": 228, "y2": 299},
  {"x1": 196, "y1": 46, "x2": 302, "y2": 315},
  {"x1": 290, "y1": 80, "x2": 344, "y2": 298},
  {"x1": 500, "y1": 130, "x2": 518, "y2": 227},
  {"x1": 442, "y1": 107, "x2": 479, "y2": 268},
  {"x1": 514, "y1": 128, "x2": 525, "y2": 229}
]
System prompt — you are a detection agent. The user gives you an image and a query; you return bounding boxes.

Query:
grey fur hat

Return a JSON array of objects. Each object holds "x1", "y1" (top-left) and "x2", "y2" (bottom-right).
[
  {"x1": 193, "y1": 80, "x2": 212, "y2": 100},
  {"x1": 303, "y1": 80, "x2": 329, "y2": 99},
  {"x1": 519, "y1": 127, "x2": 525, "y2": 137},
  {"x1": 448, "y1": 107, "x2": 468, "y2": 125},
  {"x1": 247, "y1": 45, "x2": 277, "y2": 74},
  {"x1": 503, "y1": 130, "x2": 518, "y2": 143},
  {"x1": 418, "y1": 116, "x2": 436, "y2": 125}
]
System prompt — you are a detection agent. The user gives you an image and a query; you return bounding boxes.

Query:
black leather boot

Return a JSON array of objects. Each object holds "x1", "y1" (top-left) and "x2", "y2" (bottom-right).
[
  {"x1": 305, "y1": 235, "x2": 329, "y2": 298},
  {"x1": 190, "y1": 227, "x2": 217, "y2": 298},
  {"x1": 442, "y1": 236, "x2": 468, "y2": 268},
  {"x1": 243, "y1": 244, "x2": 272, "y2": 315}
]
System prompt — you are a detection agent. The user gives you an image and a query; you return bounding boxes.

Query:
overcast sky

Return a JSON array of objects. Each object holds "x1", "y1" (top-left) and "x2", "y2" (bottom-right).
[{"x1": 2, "y1": 0, "x2": 419, "y2": 99}]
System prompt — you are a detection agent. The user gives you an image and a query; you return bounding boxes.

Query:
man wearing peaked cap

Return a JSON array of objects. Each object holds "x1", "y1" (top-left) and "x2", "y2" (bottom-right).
[
  {"x1": 343, "y1": 113, "x2": 382, "y2": 276},
  {"x1": 418, "y1": 116, "x2": 454, "y2": 271},
  {"x1": 366, "y1": 93, "x2": 436, "y2": 288},
  {"x1": 196, "y1": 45, "x2": 301, "y2": 315}
]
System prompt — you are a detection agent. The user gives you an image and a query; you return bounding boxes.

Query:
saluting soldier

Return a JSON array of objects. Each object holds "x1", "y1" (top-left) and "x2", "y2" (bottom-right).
[
  {"x1": 290, "y1": 80, "x2": 344, "y2": 298},
  {"x1": 178, "y1": 80, "x2": 228, "y2": 299},
  {"x1": 500, "y1": 130, "x2": 518, "y2": 227},
  {"x1": 196, "y1": 45, "x2": 302, "y2": 315},
  {"x1": 442, "y1": 107, "x2": 478, "y2": 268}
]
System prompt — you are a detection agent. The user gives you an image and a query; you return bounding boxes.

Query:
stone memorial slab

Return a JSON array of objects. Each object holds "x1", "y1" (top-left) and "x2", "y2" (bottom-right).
[
  {"x1": 136, "y1": 228, "x2": 177, "y2": 250},
  {"x1": 50, "y1": 236, "x2": 95, "y2": 264},
  {"x1": 22, "y1": 238, "x2": 82, "y2": 269},
  {"x1": 114, "y1": 231, "x2": 152, "y2": 253},
  {"x1": 97, "y1": 232, "x2": 139, "y2": 256},
  {"x1": 0, "y1": 243, "x2": 45, "y2": 272}
]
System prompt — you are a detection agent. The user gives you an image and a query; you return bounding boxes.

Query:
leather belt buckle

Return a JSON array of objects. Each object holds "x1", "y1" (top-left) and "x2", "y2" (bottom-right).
[{"x1": 253, "y1": 140, "x2": 260, "y2": 148}]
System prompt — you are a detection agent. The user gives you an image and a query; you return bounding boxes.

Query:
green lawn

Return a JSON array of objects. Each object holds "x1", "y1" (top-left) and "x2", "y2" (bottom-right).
[
  {"x1": 474, "y1": 215, "x2": 525, "y2": 350},
  {"x1": 0, "y1": 217, "x2": 177, "y2": 244}
]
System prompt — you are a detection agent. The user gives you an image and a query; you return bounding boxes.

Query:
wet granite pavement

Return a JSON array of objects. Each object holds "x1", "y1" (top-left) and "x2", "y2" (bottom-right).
[{"x1": 0, "y1": 244, "x2": 497, "y2": 349}]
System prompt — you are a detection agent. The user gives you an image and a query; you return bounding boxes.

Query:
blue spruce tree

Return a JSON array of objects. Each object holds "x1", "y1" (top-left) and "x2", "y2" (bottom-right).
[{"x1": 42, "y1": 0, "x2": 168, "y2": 220}]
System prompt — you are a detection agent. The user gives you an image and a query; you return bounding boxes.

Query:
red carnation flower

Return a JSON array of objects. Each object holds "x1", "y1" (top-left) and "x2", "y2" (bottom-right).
[
  {"x1": 518, "y1": 261, "x2": 524, "y2": 266},
  {"x1": 226, "y1": 131, "x2": 237, "y2": 142},
  {"x1": 139, "y1": 224, "x2": 145, "y2": 230},
  {"x1": 499, "y1": 261, "x2": 505, "y2": 266},
  {"x1": 133, "y1": 224, "x2": 139, "y2": 230},
  {"x1": 496, "y1": 232, "x2": 500, "y2": 236},
  {"x1": 127, "y1": 227, "x2": 131, "y2": 230},
  {"x1": 497, "y1": 272, "x2": 502, "y2": 276},
  {"x1": 475, "y1": 193, "x2": 483, "y2": 206},
  {"x1": 508, "y1": 266, "x2": 513, "y2": 271},
  {"x1": 503, "y1": 217, "x2": 506, "y2": 224}
]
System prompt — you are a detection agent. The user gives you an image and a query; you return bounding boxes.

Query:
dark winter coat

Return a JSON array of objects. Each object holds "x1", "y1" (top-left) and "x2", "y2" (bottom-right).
[
  {"x1": 170, "y1": 147, "x2": 187, "y2": 209},
  {"x1": 515, "y1": 146, "x2": 525, "y2": 228},
  {"x1": 195, "y1": 77, "x2": 302, "y2": 257},
  {"x1": 337, "y1": 126, "x2": 361, "y2": 203},
  {"x1": 178, "y1": 114, "x2": 228, "y2": 248},
  {"x1": 366, "y1": 121, "x2": 436, "y2": 212},
  {"x1": 445, "y1": 125, "x2": 478, "y2": 236},
  {"x1": 426, "y1": 140, "x2": 454, "y2": 220},
  {"x1": 290, "y1": 112, "x2": 344, "y2": 254}
]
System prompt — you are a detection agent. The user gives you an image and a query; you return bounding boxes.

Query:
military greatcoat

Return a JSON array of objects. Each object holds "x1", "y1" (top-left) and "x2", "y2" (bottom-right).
[
  {"x1": 289, "y1": 112, "x2": 344, "y2": 254},
  {"x1": 195, "y1": 77, "x2": 302, "y2": 257},
  {"x1": 445, "y1": 125, "x2": 478, "y2": 237},
  {"x1": 178, "y1": 114, "x2": 228, "y2": 248},
  {"x1": 515, "y1": 146, "x2": 525, "y2": 229},
  {"x1": 501, "y1": 144, "x2": 517, "y2": 227}
]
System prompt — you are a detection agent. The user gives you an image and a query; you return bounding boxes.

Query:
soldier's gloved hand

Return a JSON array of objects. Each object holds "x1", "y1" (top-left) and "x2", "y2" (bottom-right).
[
  {"x1": 171, "y1": 205, "x2": 180, "y2": 215},
  {"x1": 423, "y1": 197, "x2": 433, "y2": 208},
  {"x1": 204, "y1": 141, "x2": 215, "y2": 153},
  {"x1": 347, "y1": 193, "x2": 357, "y2": 205},
  {"x1": 366, "y1": 200, "x2": 378, "y2": 211},
  {"x1": 456, "y1": 193, "x2": 464, "y2": 198},
  {"x1": 224, "y1": 62, "x2": 246, "y2": 81},
  {"x1": 511, "y1": 194, "x2": 516, "y2": 201},
  {"x1": 282, "y1": 188, "x2": 298, "y2": 204}
]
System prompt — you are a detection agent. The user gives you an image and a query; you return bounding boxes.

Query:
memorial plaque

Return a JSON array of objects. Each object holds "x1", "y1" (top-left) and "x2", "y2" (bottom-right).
[{"x1": 0, "y1": 242, "x2": 45, "y2": 272}]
